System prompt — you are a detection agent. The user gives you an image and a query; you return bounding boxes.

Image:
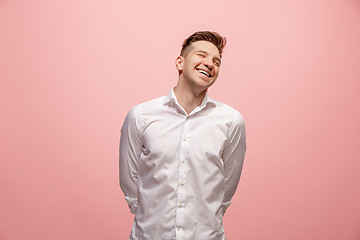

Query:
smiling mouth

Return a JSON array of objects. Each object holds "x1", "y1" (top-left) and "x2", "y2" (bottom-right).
[{"x1": 197, "y1": 70, "x2": 211, "y2": 77}]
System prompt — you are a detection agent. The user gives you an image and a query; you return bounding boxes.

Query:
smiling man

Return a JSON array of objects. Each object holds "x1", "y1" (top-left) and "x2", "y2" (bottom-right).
[{"x1": 119, "y1": 31, "x2": 246, "y2": 240}]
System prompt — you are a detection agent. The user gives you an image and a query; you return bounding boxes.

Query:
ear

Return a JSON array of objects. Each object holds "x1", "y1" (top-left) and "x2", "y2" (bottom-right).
[{"x1": 175, "y1": 56, "x2": 184, "y2": 71}]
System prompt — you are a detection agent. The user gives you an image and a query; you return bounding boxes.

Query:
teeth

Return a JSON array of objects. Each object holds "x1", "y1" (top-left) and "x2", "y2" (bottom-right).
[{"x1": 198, "y1": 70, "x2": 210, "y2": 77}]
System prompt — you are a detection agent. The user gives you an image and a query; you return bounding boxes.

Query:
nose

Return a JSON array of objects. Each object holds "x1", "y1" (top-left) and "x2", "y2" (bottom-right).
[{"x1": 203, "y1": 57, "x2": 213, "y2": 70}]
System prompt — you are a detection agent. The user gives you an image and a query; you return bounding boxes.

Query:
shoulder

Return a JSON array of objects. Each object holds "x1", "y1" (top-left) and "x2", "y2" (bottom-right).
[
  {"x1": 137, "y1": 96, "x2": 165, "y2": 110},
  {"x1": 210, "y1": 98, "x2": 245, "y2": 126},
  {"x1": 125, "y1": 95, "x2": 166, "y2": 119}
]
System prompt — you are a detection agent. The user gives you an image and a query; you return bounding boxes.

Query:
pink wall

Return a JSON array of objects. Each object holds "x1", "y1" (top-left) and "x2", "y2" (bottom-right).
[{"x1": 1, "y1": 0, "x2": 360, "y2": 239}]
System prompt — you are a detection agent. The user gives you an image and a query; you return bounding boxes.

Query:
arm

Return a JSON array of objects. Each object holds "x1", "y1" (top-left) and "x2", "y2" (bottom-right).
[
  {"x1": 119, "y1": 106, "x2": 142, "y2": 214},
  {"x1": 222, "y1": 111, "x2": 246, "y2": 214}
]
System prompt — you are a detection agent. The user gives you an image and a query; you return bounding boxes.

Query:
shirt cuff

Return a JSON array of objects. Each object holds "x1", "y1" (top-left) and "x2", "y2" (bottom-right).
[
  {"x1": 125, "y1": 196, "x2": 138, "y2": 214},
  {"x1": 222, "y1": 200, "x2": 232, "y2": 214}
]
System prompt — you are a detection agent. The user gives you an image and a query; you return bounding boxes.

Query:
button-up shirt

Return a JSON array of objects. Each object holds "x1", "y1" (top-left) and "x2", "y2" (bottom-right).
[{"x1": 119, "y1": 89, "x2": 246, "y2": 240}]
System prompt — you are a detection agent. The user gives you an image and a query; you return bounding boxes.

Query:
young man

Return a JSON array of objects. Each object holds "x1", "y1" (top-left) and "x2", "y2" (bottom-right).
[{"x1": 120, "y1": 31, "x2": 246, "y2": 240}]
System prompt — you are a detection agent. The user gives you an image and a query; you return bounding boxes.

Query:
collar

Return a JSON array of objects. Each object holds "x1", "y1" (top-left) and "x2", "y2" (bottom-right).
[{"x1": 163, "y1": 88, "x2": 217, "y2": 109}]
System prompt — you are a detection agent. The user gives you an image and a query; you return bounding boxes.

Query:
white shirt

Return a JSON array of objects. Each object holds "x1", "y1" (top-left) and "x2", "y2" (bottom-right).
[{"x1": 119, "y1": 89, "x2": 246, "y2": 240}]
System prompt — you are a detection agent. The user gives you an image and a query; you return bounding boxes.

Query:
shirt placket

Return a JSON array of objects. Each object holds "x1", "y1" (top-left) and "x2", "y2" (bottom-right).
[{"x1": 175, "y1": 115, "x2": 190, "y2": 239}]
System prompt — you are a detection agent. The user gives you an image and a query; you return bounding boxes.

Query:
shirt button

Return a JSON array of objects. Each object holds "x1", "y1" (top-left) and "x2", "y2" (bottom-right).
[
  {"x1": 176, "y1": 226, "x2": 180, "y2": 231},
  {"x1": 181, "y1": 159, "x2": 185, "y2": 163},
  {"x1": 183, "y1": 138, "x2": 187, "y2": 141},
  {"x1": 180, "y1": 181, "x2": 185, "y2": 186},
  {"x1": 179, "y1": 203, "x2": 183, "y2": 208}
]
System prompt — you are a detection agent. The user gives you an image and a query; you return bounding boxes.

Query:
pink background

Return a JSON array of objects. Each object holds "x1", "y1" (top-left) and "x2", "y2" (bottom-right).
[{"x1": 1, "y1": 0, "x2": 360, "y2": 239}]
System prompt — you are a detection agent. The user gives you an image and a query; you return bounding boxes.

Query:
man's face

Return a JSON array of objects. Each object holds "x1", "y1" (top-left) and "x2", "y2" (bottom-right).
[{"x1": 176, "y1": 41, "x2": 222, "y2": 91}]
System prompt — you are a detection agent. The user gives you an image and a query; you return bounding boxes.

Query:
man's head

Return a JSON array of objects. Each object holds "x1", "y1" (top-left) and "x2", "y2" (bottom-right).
[
  {"x1": 175, "y1": 31, "x2": 226, "y2": 92},
  {"x1": 180, "y1": 31, "x2": 226, "y2": 58}
]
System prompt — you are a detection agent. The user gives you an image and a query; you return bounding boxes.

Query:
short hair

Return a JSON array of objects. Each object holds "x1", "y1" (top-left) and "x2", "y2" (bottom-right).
[{"x1": 180, "y1": 31, "x2": 227, "y2": 57}]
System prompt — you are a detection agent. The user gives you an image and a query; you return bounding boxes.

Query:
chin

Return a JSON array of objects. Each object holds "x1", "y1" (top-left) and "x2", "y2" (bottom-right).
[{"x1": 198, "y1": 81, "x2": 215, "y2": 90}]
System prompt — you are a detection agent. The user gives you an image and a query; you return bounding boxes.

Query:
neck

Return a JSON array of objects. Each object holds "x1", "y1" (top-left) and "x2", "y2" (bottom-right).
[{"x1": 173, "y1": 80, "x2": 207, "y2": 114}]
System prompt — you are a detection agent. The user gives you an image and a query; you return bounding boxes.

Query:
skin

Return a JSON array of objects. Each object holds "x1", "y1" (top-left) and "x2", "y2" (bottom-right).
[{"x1": 174, "y1": 41, "x2": 222, "y2": 114}]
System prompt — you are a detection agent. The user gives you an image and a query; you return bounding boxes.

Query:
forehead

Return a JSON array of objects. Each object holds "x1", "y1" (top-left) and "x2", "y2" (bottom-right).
[{"x1": 188, "y1": 41, "x2": 221, "y2": 58}]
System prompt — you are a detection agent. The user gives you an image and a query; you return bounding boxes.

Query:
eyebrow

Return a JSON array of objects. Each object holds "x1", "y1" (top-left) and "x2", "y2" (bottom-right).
[{"x1": 197, "y1": 50, "x2": 221, "y2": 64}]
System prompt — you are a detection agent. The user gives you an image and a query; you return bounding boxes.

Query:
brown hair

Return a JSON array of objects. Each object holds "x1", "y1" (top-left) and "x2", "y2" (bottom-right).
[{"x1": 180, "y1": 31, "x2": 227, "y2": 57}]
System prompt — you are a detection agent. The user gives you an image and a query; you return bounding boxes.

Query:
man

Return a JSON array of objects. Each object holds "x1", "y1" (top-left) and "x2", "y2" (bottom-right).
[{"x1": 119, "y1": 31, "x2": 246, "y2": 240}]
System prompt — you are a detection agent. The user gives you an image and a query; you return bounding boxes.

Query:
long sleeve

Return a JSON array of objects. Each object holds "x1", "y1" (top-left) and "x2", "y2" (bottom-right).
[
  {"x1": 119, "y1": 106, "x2": 143, "y2": 214},
  {"x1": 222, "y1": 111, "x2": 246, "y2": 214}
]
